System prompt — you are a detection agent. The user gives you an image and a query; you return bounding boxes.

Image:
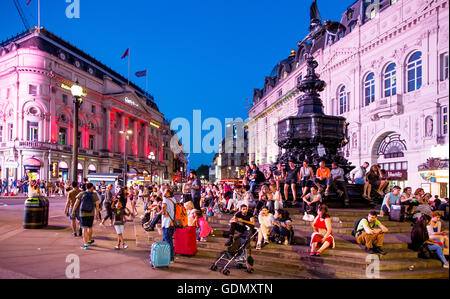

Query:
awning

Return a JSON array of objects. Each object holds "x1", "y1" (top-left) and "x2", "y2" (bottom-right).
[
  {"x1": 23, "y1": 158, "x2": 42, "y2": 167},
  {"x1": 59, "y1": 161, "x2": 69, "y2": 169}
]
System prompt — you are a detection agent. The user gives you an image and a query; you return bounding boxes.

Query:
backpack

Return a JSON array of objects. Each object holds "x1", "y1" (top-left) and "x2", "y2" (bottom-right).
[
  {"x1": 167, "y1": 198, "x2": 188, "y2": 228},
  {"x1": 351, "y1": 217, "x2": 367, "y2": 237},
  {"x1": 80, "y1": 191, "x2": 94, "y2": 213}
]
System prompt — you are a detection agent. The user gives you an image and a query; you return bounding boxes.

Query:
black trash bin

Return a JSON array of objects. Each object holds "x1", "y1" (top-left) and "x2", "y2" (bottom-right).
[{"x1": 23, "y1": 197, "x2": 45, "y2": 229}]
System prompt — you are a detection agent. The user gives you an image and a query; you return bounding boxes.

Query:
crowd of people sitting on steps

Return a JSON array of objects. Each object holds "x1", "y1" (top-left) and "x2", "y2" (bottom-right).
[{"x1": 15, "y1": 161, "x2": 449, "y2": 270}]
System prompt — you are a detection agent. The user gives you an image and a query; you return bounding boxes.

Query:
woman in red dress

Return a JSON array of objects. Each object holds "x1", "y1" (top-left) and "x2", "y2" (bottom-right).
[{"x1": 310, "y1": 204, "x2": 335, "y2": 256}]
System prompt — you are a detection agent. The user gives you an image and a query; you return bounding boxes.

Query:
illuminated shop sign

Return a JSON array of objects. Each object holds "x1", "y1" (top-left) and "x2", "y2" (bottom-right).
[
  {"x1": 124, "y1": 97, "x2": 139, "y2": 108},
  {"x1": 60, "y1": 83, "x2": 88, "y2": 97}
]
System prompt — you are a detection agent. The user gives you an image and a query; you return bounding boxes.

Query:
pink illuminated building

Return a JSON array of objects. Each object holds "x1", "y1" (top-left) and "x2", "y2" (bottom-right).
[
  {"x1": 0, "y1": 27, "x2": 185, "y2": 184},
  {"x1": 247, "y1": 0, "x2": 449, "y2": 197}
]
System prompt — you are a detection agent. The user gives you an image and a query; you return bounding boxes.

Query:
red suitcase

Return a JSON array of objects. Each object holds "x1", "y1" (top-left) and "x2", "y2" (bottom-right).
[{"x1": 174, "y1": 226, "x2": 197, "y2": 256}]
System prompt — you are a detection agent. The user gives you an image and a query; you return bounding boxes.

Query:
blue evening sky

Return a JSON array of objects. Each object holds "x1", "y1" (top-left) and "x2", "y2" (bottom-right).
[{"x1": 0, "y1": 0, "x2": 352, "y2": 169}]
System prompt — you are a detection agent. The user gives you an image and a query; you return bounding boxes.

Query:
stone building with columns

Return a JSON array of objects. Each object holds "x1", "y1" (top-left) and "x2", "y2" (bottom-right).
[
  {"x1": 0, "y1": 27, "x2": 181, "y2": 184},
  {"x1": 247, "y1": 0, "x2": 449, "y2": 197}
]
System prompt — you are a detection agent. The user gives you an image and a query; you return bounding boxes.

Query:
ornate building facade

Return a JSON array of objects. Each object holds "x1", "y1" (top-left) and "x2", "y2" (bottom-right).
[
  {"x1": 0, "y1": 27, "x2": 184, "y2": 184},
  {"x1": 247, "y1": 0, "x2": 449, "y2": 197}
]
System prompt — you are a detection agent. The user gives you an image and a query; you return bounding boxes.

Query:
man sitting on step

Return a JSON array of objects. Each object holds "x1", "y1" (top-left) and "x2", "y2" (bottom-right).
[
  {"x1": 225, "y1": 205, "x2": 255, "y2": 246},
  {"x1": 354, "y1": 211, "x2": 389, "y2": 255}
]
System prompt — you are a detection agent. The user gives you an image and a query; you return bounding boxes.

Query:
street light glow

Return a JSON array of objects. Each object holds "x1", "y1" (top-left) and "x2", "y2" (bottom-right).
[{"x1": 71, "y1": 81, "x2": 83, "y2": 98}]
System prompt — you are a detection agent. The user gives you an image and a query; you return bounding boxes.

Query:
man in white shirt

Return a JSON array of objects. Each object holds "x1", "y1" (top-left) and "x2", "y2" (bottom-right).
[
  {"x1": 350, "y1": 162, "x2": 369, "y2": 185},
  {"x1": 329, "y1": 162, "x2": 350, "y2": 206},
  {"x1": 158, "y1": 188, "x2": 176, "y2": 262}
]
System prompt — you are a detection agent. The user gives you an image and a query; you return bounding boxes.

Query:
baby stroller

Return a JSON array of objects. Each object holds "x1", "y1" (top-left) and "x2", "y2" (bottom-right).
[{"x1": 210, "y1": 227, "x2": 258, "y2": 275}]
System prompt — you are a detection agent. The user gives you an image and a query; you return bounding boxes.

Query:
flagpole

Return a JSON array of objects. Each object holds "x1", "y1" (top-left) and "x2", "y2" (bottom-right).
[
  {"x1": 38, "y1": 0, "x2": 41, "y2": 30},
  {"x1": 145, "y1": 70, "x2": 148, "y2": 96},
  {"x1": 127, "y1": 48, "x2": 130, "y2": 86}
]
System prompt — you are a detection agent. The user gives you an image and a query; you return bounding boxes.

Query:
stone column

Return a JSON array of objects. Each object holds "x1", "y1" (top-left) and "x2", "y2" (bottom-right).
[{"x1": 133, "y1": 119, "x2": 138, "y2": 157}]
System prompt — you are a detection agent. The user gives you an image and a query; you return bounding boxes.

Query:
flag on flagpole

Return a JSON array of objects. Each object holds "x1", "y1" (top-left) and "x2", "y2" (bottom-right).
[
  {"x1": 135, "y1": 70, "x2": 147, "y2": 77},
  {"x1": 26, "y1": 0, "x2": 32, "y2": 5},
  {"x1": 121, "y1": 48, "x2": 130, "y2": 59}
]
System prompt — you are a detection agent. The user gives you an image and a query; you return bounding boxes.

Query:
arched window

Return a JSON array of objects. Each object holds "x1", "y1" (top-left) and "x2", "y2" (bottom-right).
[
  {"x1": 383, "y1": 63, "x2": 397, "y2": 97},
  {"x1": 407, "y1": 51, "x2": 422, "y2": 92},
  {"x1": 364, "y1": 72, "x2": 375, "y2": 106},
  {"x1": 339, "y1": 86, "x2": 348, "y2": 114}
]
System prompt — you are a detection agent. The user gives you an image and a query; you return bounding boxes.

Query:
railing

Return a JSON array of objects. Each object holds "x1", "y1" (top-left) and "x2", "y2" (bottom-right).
[{"x1": 369, "y1": 94, "x2": 403, "y2": 120}]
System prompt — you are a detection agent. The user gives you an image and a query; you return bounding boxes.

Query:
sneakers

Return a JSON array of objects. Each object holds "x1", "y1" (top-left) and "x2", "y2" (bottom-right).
[
  {"x1": 99, "y1": 222, "x2": 105, "y2": 227},
  {"x1": 122, "y1": 243, "x2": 128, "y2": 249},
  {"x1": 114, "y1": 244, "x2": 120, "y2": 250},
  {"x1": 72, "y1": 232, "x2": 77, "y2": 237},
  {"x1": 78, "y1": 228, "x2": 82, "y2": 236},
  {"x1": 374, "y1": 246, "x2": 387, "y2": 255},
  {"x1": 284, "y1": 239, "x2": 289, "y2": 246},
  {"x1": 81, "y1": 245, "x2": 89, "y2": 250},
  {"x1": 255, "y1": 244, "x2": 261, "y2": 250},
  {"x1": 87, "y1": 240, "x2": 95, "y2": 245},
  {"x1": 365, "y1": 247, "x2": 375, "y2": 254},
  {"x1": 443, "y1": 263, "x2": 449, "y2": 269}
]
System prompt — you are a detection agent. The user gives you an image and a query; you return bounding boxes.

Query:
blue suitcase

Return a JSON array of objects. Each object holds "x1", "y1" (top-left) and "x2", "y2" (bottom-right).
[{"x1": 150, "y1": 242, "x2": 171, "y2": 268}]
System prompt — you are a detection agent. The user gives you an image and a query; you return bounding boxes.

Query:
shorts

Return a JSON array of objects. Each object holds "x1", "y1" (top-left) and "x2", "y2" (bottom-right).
[
  {"x1": 354, "y1": 178, "x2": 365, "y2": 185},
  {"x1": 114, "y1": 225, "x2": 125, "y2": 235},
  {"x1": 69, "y1": 208, "x2": 80, "y2": 221},
  {"x1": 300, "y1": 179, "x2": 313, "y2": 188},
  {"x1": 285, "y1": 179, "x2": 297, "y2": 185},
  {"x1": 80, "y1": 216, "x2": 94, "y2": 228}
]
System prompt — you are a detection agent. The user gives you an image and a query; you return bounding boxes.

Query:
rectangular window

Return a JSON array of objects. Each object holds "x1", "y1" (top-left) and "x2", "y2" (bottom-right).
[
  {"x1": 0, "y1": 125, "x2": 3, "y2": 142},
  {"x1": 27, "y1": 121, "x2": 39, "y2": 141},
  {"x1": 8, "y1": 124, "x2": 13, "y2": 141},
  {"x1": 89, "y1": 135, "x2": 94, "y2": 150},
  {"x1": 91, "y1": 105, "x2": 96, "y2": 114},
  {"x1": 441, "y1": 106, "x2": 448, "y2": 136},
  {"x1": 59, "y1": 127, "x2": 67, "y2": 145},
  {"x1": 29, "y1": 85, "x2": 37, "y2": 95},
  {"x1": 440, "y1": 53, "x2": 449, "y2": 81},
  {"x1": 62, "y1": 94, "x2": 68, "y2": 105}
]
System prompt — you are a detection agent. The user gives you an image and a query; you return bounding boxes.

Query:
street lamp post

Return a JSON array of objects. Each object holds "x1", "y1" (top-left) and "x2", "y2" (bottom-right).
[
  {"x1": 119, "y1": 129, "x2": 133, "y2": 188},
  {"x1": 148, "y1": 151, "x2": 155, "y2": 183},
  {"x1": 70, "y1": 81, "x2": 83, "y2": 183}
]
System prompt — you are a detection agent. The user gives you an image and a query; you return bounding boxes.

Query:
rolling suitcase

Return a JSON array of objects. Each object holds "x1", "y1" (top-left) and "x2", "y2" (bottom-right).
[
  {"x1": 389, "y1": 205, "x2": 405, "y2": 222},
  {"x1": 150, "y1": 242, "x2": 171, "y2": 268},
  {"x1": 174, "y1": 226, "x2": 197, "y2": 256}
]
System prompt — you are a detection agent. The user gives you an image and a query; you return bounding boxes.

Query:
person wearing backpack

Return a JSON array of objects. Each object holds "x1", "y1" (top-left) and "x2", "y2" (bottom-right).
[
  {"x1": 72, "y1": 183, "x2": 100, "y2": 250},
  {"x1": 354, "y1": 211, "x2": 388, "y2": 255}
]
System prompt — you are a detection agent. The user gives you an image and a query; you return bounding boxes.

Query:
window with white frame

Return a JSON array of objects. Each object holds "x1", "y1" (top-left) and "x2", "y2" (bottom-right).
[
  {"x1": 383, "y1": 63, "x2": 397, "y2": 97},
  {"x1": 364, "y1": 72, "x2": 375, "y2": 106},
  {"x1": 27, "y1": 121, "x2": 39, "y2": 141},
  {"x1": 407, "y1": 51, "x2": 422, "y2": 92},
  {"x1": 440, "y1": 106, "x2": 448, "y2": 136},
  {"x1": 339, "y1": 86, "x2": 348, "y2": 114},
  {"x1": 440, "y1": 52, "x2": 449, "y2": 81},
  {"x1": 0, "y1": 125, "x2": 3, "y2": 142}
]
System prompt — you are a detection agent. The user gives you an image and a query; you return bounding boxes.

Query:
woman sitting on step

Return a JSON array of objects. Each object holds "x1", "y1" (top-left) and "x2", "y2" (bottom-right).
[{"x1": 310, "y1": 204, "x2": 335, "y2": 257}]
